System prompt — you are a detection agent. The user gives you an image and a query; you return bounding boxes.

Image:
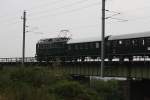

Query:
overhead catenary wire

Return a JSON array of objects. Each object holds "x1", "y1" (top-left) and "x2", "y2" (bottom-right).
[
  {"x1": 1, "y1": 0, "x2": 150, "y2": 37},
  {"x1": 1, "y1": 0, "x2": 149, "y2": 25},
  {"x1": 28, "y1": 0, "x2": 91, "y2": 16},
  {"x1": 28, "y1": 1, "x2": 101, "y2": 20},
  {"x1": 0, "y1": 0, "x2": 67, "y2": 20},
  {"x1": 0, "y1": 0, "x2": 94, "y2": 24},
  {"x1": 0, "y1": 0, "x2": 71, "y2": 24},
  {"x1": 27, "y1": 0, "x2": 67, "y2": 12},
  {"x1": 1, "y1": 1, "x2": 100, "y2": 35}
]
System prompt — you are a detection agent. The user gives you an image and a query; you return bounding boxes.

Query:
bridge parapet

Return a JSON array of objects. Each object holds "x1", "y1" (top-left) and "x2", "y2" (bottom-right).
[{"x1": 0, "y1": 57, "x2": 36, "y2": 63}]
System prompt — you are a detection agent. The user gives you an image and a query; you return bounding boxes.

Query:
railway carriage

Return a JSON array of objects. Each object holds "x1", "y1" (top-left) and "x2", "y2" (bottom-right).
[
  {"x1": 67, "y1": 37, "x2": 101, "y2": 61},
  {"x1": 67, "y1": 36, "x2": 110, "y2": 61},
  {"x1": 108, "y1": 31, "x2": 150, "y2": 61}
]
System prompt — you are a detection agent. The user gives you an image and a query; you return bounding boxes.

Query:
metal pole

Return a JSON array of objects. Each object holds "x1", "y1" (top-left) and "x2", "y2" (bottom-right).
[
  {"x1": 101, "y1": 0, "x2": 105, "y2": 77},
  {"x1": 22, "y1": 11, "x2": 26, "y2": 66}
]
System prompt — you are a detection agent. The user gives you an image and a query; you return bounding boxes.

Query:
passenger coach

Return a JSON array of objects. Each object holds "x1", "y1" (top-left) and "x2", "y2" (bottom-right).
[{"x1": 108, "y1": 31, "x2": 150, "y2": 61}]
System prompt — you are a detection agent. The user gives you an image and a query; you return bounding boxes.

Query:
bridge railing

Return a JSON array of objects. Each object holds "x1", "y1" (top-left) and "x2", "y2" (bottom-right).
[{"x1": 0, "y1": 57, "x2": 36, "y2": 63}]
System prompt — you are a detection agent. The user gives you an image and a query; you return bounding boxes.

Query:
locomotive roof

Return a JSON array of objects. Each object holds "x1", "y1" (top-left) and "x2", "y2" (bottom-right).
[
  {"x1": 38, "y1": 37, "x2": 69, "y2": 44},
  {"x1": 68, "y1": 37, "x2": 101, "y2": 44},
  {"x1": 108, "y1": 31, "x2": 150, "y2": 40}
]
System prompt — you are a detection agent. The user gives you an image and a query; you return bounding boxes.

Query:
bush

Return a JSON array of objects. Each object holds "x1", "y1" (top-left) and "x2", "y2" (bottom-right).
[
  {"x1": 0, "y1": 67, "x2": 122, "y2": 100},
  {"x1": 90, "y1": 80, "x2": 123, "y2": 100},
  {"x1": 9, "y1": 67, "x2": 70, "y2": 87},
  {"x1": 51, "y1": 80, "x2": 99, "y2": 100}
]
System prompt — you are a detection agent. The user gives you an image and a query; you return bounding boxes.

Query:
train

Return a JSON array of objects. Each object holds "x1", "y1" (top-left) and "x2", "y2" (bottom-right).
[{"x1": 36, "y1": 31, "x2": 150, "y2": 62}]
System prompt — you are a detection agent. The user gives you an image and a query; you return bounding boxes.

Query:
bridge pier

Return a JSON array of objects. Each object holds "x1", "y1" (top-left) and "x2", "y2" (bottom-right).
[
  {"x1": 0, "y1": 64, "x2": 3, "y2": 70},
  {"x1": 121, "y1": 79, "x2": 150, "y2": 100},
  {"x1": 71, "y1": 75, "x2": 90, "y2": 84}
]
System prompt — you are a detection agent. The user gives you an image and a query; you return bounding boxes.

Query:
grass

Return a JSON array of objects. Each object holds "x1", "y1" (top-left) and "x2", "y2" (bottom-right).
[{"x1": 0, "y1": 66, "x2": 123, "y2": 100}]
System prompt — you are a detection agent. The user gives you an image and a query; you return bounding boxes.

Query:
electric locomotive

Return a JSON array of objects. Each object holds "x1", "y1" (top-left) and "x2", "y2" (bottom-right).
[{"x1": 36, "y1": 37, "x2": 70, "y2": 62}]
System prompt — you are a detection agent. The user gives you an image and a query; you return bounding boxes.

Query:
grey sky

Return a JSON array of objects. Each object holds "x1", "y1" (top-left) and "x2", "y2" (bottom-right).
[{"x1": 0, "y1": 0, "x2": 150, "y2": 57}]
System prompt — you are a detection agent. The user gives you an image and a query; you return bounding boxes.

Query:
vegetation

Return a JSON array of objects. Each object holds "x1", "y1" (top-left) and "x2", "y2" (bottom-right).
[{"x1": 0, "y1": 67, "x2": 123, "y2": 100}]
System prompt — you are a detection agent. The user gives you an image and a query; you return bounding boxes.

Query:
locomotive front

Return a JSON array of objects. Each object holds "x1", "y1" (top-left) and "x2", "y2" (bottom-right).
[{"x1": 36, "y1": 37, "x2": 69, "y2": 62}]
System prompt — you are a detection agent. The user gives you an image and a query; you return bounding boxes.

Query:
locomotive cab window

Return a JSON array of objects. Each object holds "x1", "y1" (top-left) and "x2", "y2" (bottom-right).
[
  {"x1": 37, "y1": 44, "x2": 40, "y2": 48},
  {"x1": 147, "y1": 47, "x2": 150, "y2": 51},
  {"x1": 68, "y1": 45, "x2": 71, "y2": 50},
  {"x1": 112, "y1": 41, "x2": 117, "y2": 47}
]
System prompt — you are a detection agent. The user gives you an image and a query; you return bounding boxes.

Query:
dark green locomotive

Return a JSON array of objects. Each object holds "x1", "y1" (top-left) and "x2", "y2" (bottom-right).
[{"x1": 36, "y1": 37, "x2": 69, "y2": 61}]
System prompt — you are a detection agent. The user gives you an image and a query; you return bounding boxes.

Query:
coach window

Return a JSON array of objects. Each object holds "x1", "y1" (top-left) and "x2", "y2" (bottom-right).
[
  {"x1": 147, "y1": 38, "x2": 150, "y2": 44},
  {"x1": 119, "y1": 40, "x2": 122, "y2": 45},
  {"x1": 125, "y1": 40, "x2": 130, "y2": 46},
  {"x1": 75, "y1": 45, "x2": 78, "y2": 50},
  {"x1": 143, "y1": 39, "x2": 145, "y2": 45},
  {"x1": 132, "y1": 40, "x2": 135, "y2": 44},
  {"x1": 90, "y1": 43, "x2": 93, "y2": 48},
  {"x1": 40, "y1": 45, "x2": 43, "y2": 49},
  {"x1": 85, "y1": 44, "x2": 88, "y2": 49},
  {"x1": 148, "y1": 47, "x2": 150, "y2": 51},
  {"x1": 79, "y1": 44, "x2": 83, "y2": 49},
  {"x1": 134, "y1": 39, "x2": 138, "y2": 46},
  {"x1": 96, "y1": 42, "x2": 99, "y2": 48}
]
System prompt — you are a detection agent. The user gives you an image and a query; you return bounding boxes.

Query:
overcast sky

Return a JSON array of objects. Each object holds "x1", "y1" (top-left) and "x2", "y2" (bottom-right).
[{"x1": 0, "y1": 0, "x2": 150, "y2": 57}]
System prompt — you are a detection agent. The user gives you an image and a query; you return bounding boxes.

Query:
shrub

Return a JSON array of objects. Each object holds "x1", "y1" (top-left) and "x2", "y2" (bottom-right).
[{"x1": 51, "y1": 80, "x2": 99, "y2": 100}]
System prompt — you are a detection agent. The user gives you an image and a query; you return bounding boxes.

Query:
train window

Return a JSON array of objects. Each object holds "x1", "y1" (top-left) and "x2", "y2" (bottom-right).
[
  {"x1": 85, "y1": 44, "x2": 88, "y2": 49},
  {"x1": 90, "y1": 43, "x2": 94, "y2": 48},
  {"x1": 75, "y1": 45, "x2": 78, "y2": 50},
  {"x1": 37, "y1": 44, "x2": 39, "y2": 48},
  {"x1": 143, "y1": 40, "x2": 145, "y2": 45},
  {"x1": 119, "y1": 40, "x2": 122, "y2": 45},
  {"x1": 146, "y1": 38, "x2": 150, "y2": 45},
  {"x1": 112, "y1": 41, "x2": 117, "y2": 47},
  {"x1": 44, "y1": 45, "x2": 46, "y2": 48},
  {"x1": 45, "y1": 45, "x2": 47, "y2": 48},
  {"x1": 96, "y1": 42, "x2": 99, "y2": 48},
  {"x1": 134, "y1": 39, "x2": 138, "y2": 46},
  {"x1": 48, "y1": 44, "x2": 51, "y2": 48},
  {"x1": 113, "y1": 49, "x2": 116, "y2": 53},
  {"x1": 125, "y1": 40, "x2": 130, "y2": 46},
  {"x1": 147, "y1": 47, "x2": 150, "y2": 51},
  {"x1": 40, "y1": 45, "x2": 43, "y2": 48},
  {"x1": 132, "y1": 40, "x2": 135, "y2": 44},
  {"x1": 79, "y1": 44, "x2": 83, "y2": 49},
  {"x1": 68, "y1": 45, "x2": 71, "y2": 50}
]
